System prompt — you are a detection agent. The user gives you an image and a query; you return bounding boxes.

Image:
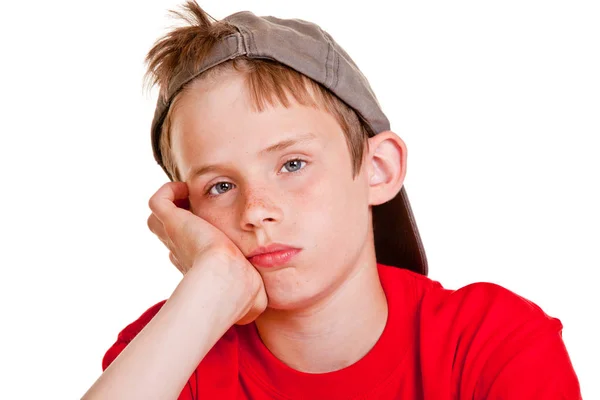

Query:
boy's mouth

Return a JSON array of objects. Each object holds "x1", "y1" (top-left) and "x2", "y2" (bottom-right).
[
  {"x1": 246, "y1": 242, "x2": 298, "y2": 258},
  {"x1": 247, "y1": 248, "x2": 302, "y2": 268}
]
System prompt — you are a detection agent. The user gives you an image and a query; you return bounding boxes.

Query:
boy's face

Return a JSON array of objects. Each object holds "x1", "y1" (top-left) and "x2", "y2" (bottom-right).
[{"x1": 170, "y1": 71, "x2": 397, "y2": 310}]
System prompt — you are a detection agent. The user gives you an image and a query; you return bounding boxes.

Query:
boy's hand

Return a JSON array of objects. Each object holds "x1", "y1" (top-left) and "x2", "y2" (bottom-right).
[{"x1": 147, "y1": 181, "x2": 267, "y2": 325}]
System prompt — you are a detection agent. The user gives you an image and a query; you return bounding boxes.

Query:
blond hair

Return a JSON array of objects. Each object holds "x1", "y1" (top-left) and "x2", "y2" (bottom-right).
[{"x1": 143, "y1": 1, "x2": 374, "y2": 181}]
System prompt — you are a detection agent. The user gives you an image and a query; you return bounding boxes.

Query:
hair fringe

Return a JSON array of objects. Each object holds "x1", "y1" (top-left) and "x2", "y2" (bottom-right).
[{"x1": 142, "y1": 0, "x2": 236, "y2": 99}]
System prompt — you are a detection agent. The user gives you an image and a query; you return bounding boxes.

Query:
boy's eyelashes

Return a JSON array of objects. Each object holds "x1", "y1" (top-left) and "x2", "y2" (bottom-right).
[{"x1": 203, "y1": 157, "x2": 309, "y2": 198}]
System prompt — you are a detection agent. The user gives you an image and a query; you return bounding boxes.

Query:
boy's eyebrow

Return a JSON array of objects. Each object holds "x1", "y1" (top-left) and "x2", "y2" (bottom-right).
[
  {"x1": 188, "y1": 132, "x2": 318, "y2": 179},
  {"x1": 258, "y1": 131, "x2": 317, "y2": 156}
]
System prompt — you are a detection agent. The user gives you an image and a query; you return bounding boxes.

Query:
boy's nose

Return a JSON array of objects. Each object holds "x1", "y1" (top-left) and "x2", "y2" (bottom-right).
[{"x1": 239, "y1": 193, "x2": 283, "y2": 230}]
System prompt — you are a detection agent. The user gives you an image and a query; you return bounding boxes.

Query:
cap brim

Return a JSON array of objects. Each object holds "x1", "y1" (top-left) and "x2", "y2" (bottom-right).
[{"x1": 373, "y1": 185, "x2": 428, "y2": 275}]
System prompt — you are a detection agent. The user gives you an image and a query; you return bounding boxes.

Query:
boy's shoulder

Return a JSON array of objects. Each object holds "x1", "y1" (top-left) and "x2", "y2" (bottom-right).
[
  {"x1": 379, "y1": 263, "x2": 562, "y2": 352},
  {"x1": 381, "y1": 264, "x2": 576, "y2": 397},
  {"x1": 379, "y1": 263, "x2": 555, "y2": 322}
]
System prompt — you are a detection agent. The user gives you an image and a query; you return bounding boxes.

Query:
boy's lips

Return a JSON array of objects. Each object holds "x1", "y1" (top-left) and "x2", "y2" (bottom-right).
[
  {"x1": 246, "y1": 243, "x2": 298, "y2": 258},
  {"x1": 246, "y1": 243, "x2": 302, "y2": 268},
  {"x1": 247, "y1": 248, "x2": 302, "y2": 268}
]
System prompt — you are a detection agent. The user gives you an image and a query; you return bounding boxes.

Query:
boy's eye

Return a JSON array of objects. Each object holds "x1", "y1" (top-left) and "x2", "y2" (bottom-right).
[
  {"x1": 209, "y1": 182, "x2": 234, "y2": 196},
  {"x1": 280, "y1": 159, "x2": 305, "y2": 173},
  {"x1": 206, "y1": 158, "x2": 307, "y2": 197}
]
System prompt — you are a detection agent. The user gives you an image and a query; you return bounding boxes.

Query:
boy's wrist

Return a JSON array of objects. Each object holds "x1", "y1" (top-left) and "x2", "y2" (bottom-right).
[{"x1": 174, "y1": 255, "x2": 254, "y2": 326}]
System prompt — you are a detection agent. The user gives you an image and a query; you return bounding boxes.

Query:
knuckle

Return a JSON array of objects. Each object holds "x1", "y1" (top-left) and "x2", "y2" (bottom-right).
[
  {"x1": 148, "y1": 196, "x2": 158, "y2": 212},
  {"x1": 146, "y1": 215, "x2": 155, "y2": 231}
]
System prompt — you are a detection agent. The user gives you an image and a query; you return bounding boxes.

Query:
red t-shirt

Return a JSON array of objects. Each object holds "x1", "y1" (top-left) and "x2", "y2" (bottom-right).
[{"x1": 102, "y1": 263, "x2": 582, "y2": 399}]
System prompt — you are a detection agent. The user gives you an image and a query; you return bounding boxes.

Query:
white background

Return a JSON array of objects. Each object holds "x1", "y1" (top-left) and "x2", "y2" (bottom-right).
[{"x1": 1, "y1": 0, "x2": 598, "y2": 398}]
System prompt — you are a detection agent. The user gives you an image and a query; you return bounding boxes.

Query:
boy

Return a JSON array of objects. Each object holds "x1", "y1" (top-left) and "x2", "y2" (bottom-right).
[{"x1": 83, "y1": 1, "x2": 582, "y2": 398}]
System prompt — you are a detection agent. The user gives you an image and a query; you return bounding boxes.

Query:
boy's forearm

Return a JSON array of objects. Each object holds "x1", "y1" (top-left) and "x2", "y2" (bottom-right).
[{"x1": 82, "y1": 264, "x2": 242, "y2": 400}]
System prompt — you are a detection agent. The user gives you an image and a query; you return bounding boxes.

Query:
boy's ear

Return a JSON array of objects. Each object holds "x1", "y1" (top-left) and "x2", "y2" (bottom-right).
[{"x1": 366, "y1": 131, "x2": 407, "y2": 207}]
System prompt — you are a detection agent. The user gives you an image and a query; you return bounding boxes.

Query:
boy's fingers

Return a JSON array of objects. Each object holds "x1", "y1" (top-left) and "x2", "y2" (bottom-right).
[
  {"x1": 148, "y1": 213, "x2": 177, "y2": 249},
  {"x1": 148, "y1": 182, "x2": 190, "y2": 224},
  {"x1": 147, "y1": 213, "x2": 162, "y2": 236}
]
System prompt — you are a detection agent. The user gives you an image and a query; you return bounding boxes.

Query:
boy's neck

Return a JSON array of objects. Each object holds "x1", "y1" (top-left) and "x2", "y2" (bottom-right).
[{"x1": 254, "y1": 257, "x2": 388, "y2": 373}]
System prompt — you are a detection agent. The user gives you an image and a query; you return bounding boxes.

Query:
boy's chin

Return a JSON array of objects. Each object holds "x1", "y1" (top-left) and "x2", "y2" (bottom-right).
[
  {"x1": 257, "y1": 260, "x2": 339, "y2": 311},
  {"x1": 262, "y1": 281, "x2": 325, "y2": 312}
]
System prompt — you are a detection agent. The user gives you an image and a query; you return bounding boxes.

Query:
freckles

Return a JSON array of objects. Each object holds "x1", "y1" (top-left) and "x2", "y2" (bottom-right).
[
  {"x1": 245, "y1": 197, "x2": 270, "y2": 210},
  {"x1": 242, "y1": 197, "x2": 276, "y2": 220}
]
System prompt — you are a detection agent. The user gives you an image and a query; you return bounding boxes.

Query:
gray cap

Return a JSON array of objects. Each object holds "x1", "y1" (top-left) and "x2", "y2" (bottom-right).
[{"x1": 150, "y1": 11, "x2": 428, "y2": 275}]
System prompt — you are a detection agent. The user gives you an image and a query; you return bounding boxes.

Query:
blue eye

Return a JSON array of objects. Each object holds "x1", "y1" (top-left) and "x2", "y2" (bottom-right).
[
  {"x1": 208, "y1": 182, "x2": 234, "y2": 196},
  {"x1": 205, "y1": 158, "x2": 308, "y2": 198},
  {"x1": 281, "y1": 158, "x2": 306, "y2": 173}
]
